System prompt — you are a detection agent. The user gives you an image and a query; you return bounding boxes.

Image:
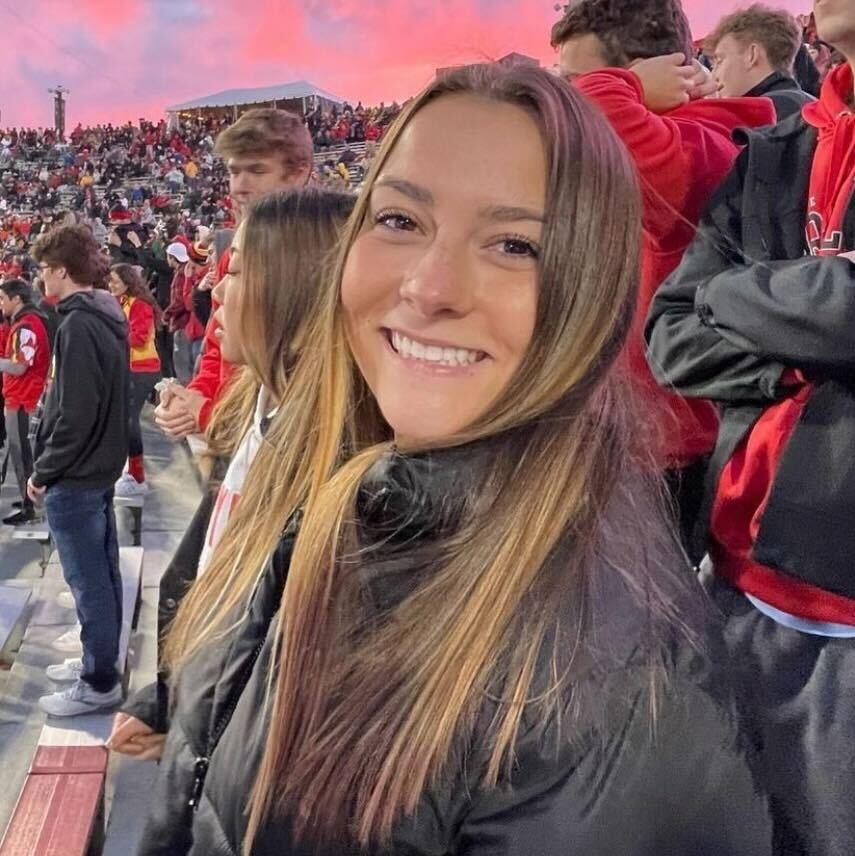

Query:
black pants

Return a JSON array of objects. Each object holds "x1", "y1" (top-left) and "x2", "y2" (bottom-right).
[
  {"x1": 4, "y1": 407, "x2": 34, "y2": 511},
  {"x1": 129, "y1": 371, "x2": 161, "y2": 458},
  {"x1": 702, "y1": 565, "x2": 855, "y2": 856},
  {"x1": 155, "y1": 327, "x2": 175, "y2": 379}
]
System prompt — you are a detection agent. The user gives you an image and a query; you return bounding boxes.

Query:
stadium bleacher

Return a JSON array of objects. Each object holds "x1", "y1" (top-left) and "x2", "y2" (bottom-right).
[{"x1": 0, "y1": 417, "x2": 202, "y2": 852}]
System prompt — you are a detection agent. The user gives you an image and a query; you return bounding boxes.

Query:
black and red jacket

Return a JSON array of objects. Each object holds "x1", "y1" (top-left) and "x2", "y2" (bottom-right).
[
  {"x1": 3, "y1": 305, "x2": 51, "y2": 412},
  {"x1": 646, "y1": 68, "x2": 855, "y2": 614}
]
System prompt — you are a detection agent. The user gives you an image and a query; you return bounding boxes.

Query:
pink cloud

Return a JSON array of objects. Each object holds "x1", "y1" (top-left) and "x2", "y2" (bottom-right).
[{"x1": 0, "y1": 0, "x2": 813, "y2": 128}]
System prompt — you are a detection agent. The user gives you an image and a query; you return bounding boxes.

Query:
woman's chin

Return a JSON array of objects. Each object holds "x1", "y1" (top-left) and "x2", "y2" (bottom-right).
[{"x1": 382, "y1": 406, "x2": 472, "y2": 447}]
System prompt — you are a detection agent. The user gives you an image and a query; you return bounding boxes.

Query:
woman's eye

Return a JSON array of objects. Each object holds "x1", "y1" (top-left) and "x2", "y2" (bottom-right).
[
  {"x1": 375, "y1": 211, "x2": 418, "y2": 232},
  {"x1": 495, "y1": 237, "x2": 540, "y2": 259}
]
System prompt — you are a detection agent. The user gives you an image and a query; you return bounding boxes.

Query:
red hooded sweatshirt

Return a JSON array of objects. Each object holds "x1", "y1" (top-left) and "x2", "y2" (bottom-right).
[
  {"x1": 188, "y1": 248, "x2": 236, "y2": 431},
  {"x1": 709, "y1": 62, "x2": 855, "y2": 625},
  {"x1": 576, "y1": 69, "x2": 776, "y2": 466}
]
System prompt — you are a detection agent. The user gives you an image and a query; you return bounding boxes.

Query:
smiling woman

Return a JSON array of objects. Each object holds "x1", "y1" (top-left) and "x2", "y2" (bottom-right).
[
  {"x1": 341, "y1": 92, "x2": 544, "y2": 441},
  {"x1": 148, "y1": 61, "x2": 772, "y2": 856}
]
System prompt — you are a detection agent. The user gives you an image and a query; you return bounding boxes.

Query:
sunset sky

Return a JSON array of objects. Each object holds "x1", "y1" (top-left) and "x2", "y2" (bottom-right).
[{"x1": 1, "y1": 0, "x2": 812, "y2": 128}]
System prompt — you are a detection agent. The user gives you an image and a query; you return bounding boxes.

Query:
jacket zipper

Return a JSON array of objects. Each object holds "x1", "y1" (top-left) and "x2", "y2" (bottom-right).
[{"x1": 188, "y1": 637, "x2": 266, "y2": 811}]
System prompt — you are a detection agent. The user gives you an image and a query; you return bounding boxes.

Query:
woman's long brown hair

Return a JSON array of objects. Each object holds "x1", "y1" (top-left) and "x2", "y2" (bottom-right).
[
  {"x1": 111, "y1": 263, "x2": 162, "y2": 325},
  {"x1": 167, "y1": 63, "x2": 664, "y2": 850},
  {"x1": 164, "y1": 187, "x2": 356, "y2": 658},
  {"x1": 202, "y1": 189, "x2": 356, "y2": 462}
]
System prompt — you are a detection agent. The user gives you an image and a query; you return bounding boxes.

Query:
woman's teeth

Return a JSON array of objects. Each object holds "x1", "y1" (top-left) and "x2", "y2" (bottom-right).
[{"x1": 390, "y1": 330, "x2": 483, "y2": 367}]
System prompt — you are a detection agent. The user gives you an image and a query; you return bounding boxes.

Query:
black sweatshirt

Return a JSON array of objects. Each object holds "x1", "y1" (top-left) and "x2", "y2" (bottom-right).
[{"x1": 32, "y1": 289, "x2": 129, "y2": 490}]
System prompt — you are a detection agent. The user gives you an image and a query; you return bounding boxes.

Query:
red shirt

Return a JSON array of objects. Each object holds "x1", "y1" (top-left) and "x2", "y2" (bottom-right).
[
  {"x1": 188, "y1": 247, "x2": 236, "y2": 430},
  {"x1": 575, "y1": 69, "x2": 775, "y2": 466},
  {"x1": 3, "y1": 309, "x2": 50, "y2": 412}
]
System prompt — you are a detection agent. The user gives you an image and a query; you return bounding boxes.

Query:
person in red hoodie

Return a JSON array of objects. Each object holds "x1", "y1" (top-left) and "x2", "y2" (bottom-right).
[
  {"x1": 155, "y1": 109, "x2": 313, "y2": 439},
  {"x1": 108, "y1": 264, "x2": 162, "y2": 498},
  {"x1": 0, "y1": 313, "x2": 8, "y2": 455},
  {"x1": 182, "y1": 241, "x2": 210, "y2": 370},
  {"x1": 646, "y1": 0, "x2": 855, "y2": 848},
  {"x1": 0, "y1": 279, "x2": 51, "y2": 525},
  {"x1": 552, "y1": 0, "x2": 775, "y2": 557},
  {"x1": 162, "y1": 240, "x2": 194, "y2": 385}
]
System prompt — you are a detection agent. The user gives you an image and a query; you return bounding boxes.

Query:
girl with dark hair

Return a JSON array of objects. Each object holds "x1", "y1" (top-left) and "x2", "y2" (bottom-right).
[
  {"x1": 109, "y1": 263, "x2": 162, "y2": 497},
  {"x1": 136, "y1": 64, "x2": 771, "y2": 855}
]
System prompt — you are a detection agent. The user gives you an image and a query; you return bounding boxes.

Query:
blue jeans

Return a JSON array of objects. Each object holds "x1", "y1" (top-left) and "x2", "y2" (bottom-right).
[{"x1": 45, "y1": 484, "x2": 122, "y2": 692}]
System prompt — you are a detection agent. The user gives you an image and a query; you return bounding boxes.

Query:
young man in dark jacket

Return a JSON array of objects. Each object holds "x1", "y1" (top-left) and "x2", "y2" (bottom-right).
[
  {"x1": 552, "y1": 0, "x2": 775, "y2": 553},
  {"x1": 705, "y1": 4, "x2": 814, "y2": 121},
  {"x1": 646, "y1": 1, "x2": 855, "y2": 851},
  {"x1": 27, "y1": 224, "x2": 130, "y2": 717},
  {"x1": 0, "y1": 278, "x2": 51, "y2": 525}
]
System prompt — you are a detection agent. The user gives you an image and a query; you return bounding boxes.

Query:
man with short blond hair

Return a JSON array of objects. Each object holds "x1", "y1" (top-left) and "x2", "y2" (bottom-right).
[
  {"x1": 706, "y1": 4, "x2": 813, "y2": 119},
  {"x1": 155, "y1": 108, "x2": 313, "y2": 438}
]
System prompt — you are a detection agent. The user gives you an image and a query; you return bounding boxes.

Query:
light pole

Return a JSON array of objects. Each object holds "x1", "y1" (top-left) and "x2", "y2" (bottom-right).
[{"x1": 48, "y1": 85, "x2": 70, "y2": 140}]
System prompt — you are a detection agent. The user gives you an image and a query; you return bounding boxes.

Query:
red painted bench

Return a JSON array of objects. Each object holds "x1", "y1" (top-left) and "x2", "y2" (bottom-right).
[{"x1": 0, "y1": 747, "x2": 107, "y2": 856}]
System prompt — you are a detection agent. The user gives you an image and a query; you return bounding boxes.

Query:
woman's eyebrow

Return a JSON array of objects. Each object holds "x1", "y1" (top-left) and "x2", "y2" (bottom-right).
[
  {"x1": 479, "y1": 204, "x2": 545, "y2": 224},
  {"x1": 374, "y1": 177, "x2": 434, "y2": 205}
]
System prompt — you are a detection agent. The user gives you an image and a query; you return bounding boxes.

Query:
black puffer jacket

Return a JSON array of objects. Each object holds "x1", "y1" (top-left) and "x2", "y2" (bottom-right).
[{"x1": 138, "y1": 447, "x2": 772, "y2": 856}]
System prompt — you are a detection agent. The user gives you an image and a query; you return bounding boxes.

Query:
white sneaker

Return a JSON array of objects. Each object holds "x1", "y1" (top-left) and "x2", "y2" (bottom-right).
[
  {"x1": 46, "y1": 657, "x2": 83, "y2": 682},
  {"x1": 53, "y1": 625, "x2": 81, "y2": 651},
  {"x1": 56, "y1": 591, "x2": 76, "y2": 610},
  {"x1": 114, "y1": 473, "x2": 149, "y2": 499},
  {"x1": 39, "y1": 679, "x2": 123, "y2": 717}
]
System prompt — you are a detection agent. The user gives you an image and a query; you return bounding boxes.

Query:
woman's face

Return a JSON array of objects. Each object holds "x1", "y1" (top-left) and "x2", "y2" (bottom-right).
[
  {"x1": 213, "y1": 230, "x2": 245, "y2": 365},
  {"x1": 341, "y1": 94, "x2": 544, "y2": 442},
  {"x1": 108, "y1": 272, "x2": 127, "y2": 296}
]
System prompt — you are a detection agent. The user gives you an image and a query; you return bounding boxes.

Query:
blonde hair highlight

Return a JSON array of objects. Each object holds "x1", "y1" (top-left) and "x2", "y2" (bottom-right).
[{"x1": 173, "y1": 62, "x2": 661, "y2": 851}]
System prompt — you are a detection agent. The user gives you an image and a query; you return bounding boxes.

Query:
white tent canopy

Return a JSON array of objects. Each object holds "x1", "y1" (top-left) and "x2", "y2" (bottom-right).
[{"x1": 166, "y1": 80, "x2": 344, "y2": 113}]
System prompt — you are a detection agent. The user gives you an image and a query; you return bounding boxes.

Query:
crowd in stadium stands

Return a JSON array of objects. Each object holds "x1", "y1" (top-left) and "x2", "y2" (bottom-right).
[
  {"x1": 306, "y1": 99, "x2": 402, "y2": 148},
  {"x1": 0, "y1": 100, "x2": 399, "y2": 275},
  {"x1": 4, "y1": 1, "x2": 855, "y2": 854}
]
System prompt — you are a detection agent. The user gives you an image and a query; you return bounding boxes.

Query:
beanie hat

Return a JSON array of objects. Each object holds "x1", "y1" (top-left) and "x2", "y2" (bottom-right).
[
  {"x1": 187, "y1": 242, "x2": 209, "y2": 265},
  {"x1": 109, "y1": 205, "x2": 132, "y2": 224}
]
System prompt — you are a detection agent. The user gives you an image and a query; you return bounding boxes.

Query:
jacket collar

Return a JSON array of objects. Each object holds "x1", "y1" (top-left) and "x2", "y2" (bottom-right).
[
  {"x1": 357, "y1": 441, "x2": 493, "y2": 550},
  {"x1": 745, "y1": 70, "x2": 801, "y2": 99}
]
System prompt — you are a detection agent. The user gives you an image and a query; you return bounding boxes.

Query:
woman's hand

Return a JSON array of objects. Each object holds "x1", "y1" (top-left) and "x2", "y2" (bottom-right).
[{"x1": 107, "y1": 713, "x2": 167, "y2": 761}]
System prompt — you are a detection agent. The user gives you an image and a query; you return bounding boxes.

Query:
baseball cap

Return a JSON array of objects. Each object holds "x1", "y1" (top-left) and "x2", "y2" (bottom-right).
[{"x1": 166, "y1": 242, "x2": 189, "y2": 263}]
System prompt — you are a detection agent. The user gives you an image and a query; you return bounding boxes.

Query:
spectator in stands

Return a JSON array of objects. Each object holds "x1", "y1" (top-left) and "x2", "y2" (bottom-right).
[
  {"x1": 646, "y1": 0, "x2": 855, "y2": 849},
  {"x1": 27, "y1": 225, "x2": 129, "y2": 717},
  {"x1": 705, "y1": 4, "x2": 814, "y2": 120},
  {"x1": 108, "y1": 188, "x2": 355, "y2": 759},
  {"x1": 165, "y1": 164, "x2": 185, "y2": 194},
  {"x1": 0, "y1": 313, "x2": 7, "y2": 456},
  {"x1": 32, "y1": 275, "x2": 60, "y2": 347},
  {"x1": 154, "y1": 108, "x2": 314, "y2": 439},
  {"x1": 108, "y1": 264, "x2": 162, "y2": 499},
  {"x1": 552, "y1": 0, "x2": 775, "y2": 556},
  {"x1": 0, "y1": 278, "x2": 50, "y2": 525},
  {"x1": 124, "y1": 226, "x2": 175, "y2": 377},
  {"x1": 162, "y1": 240, "x2": 195, "y2": 384},
  {"x1": 182, "y1": 241, "x2": 210, "y2": 369},
  {"x1": 140, "y1": 64, "x2": 771, "y2": 856}
]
